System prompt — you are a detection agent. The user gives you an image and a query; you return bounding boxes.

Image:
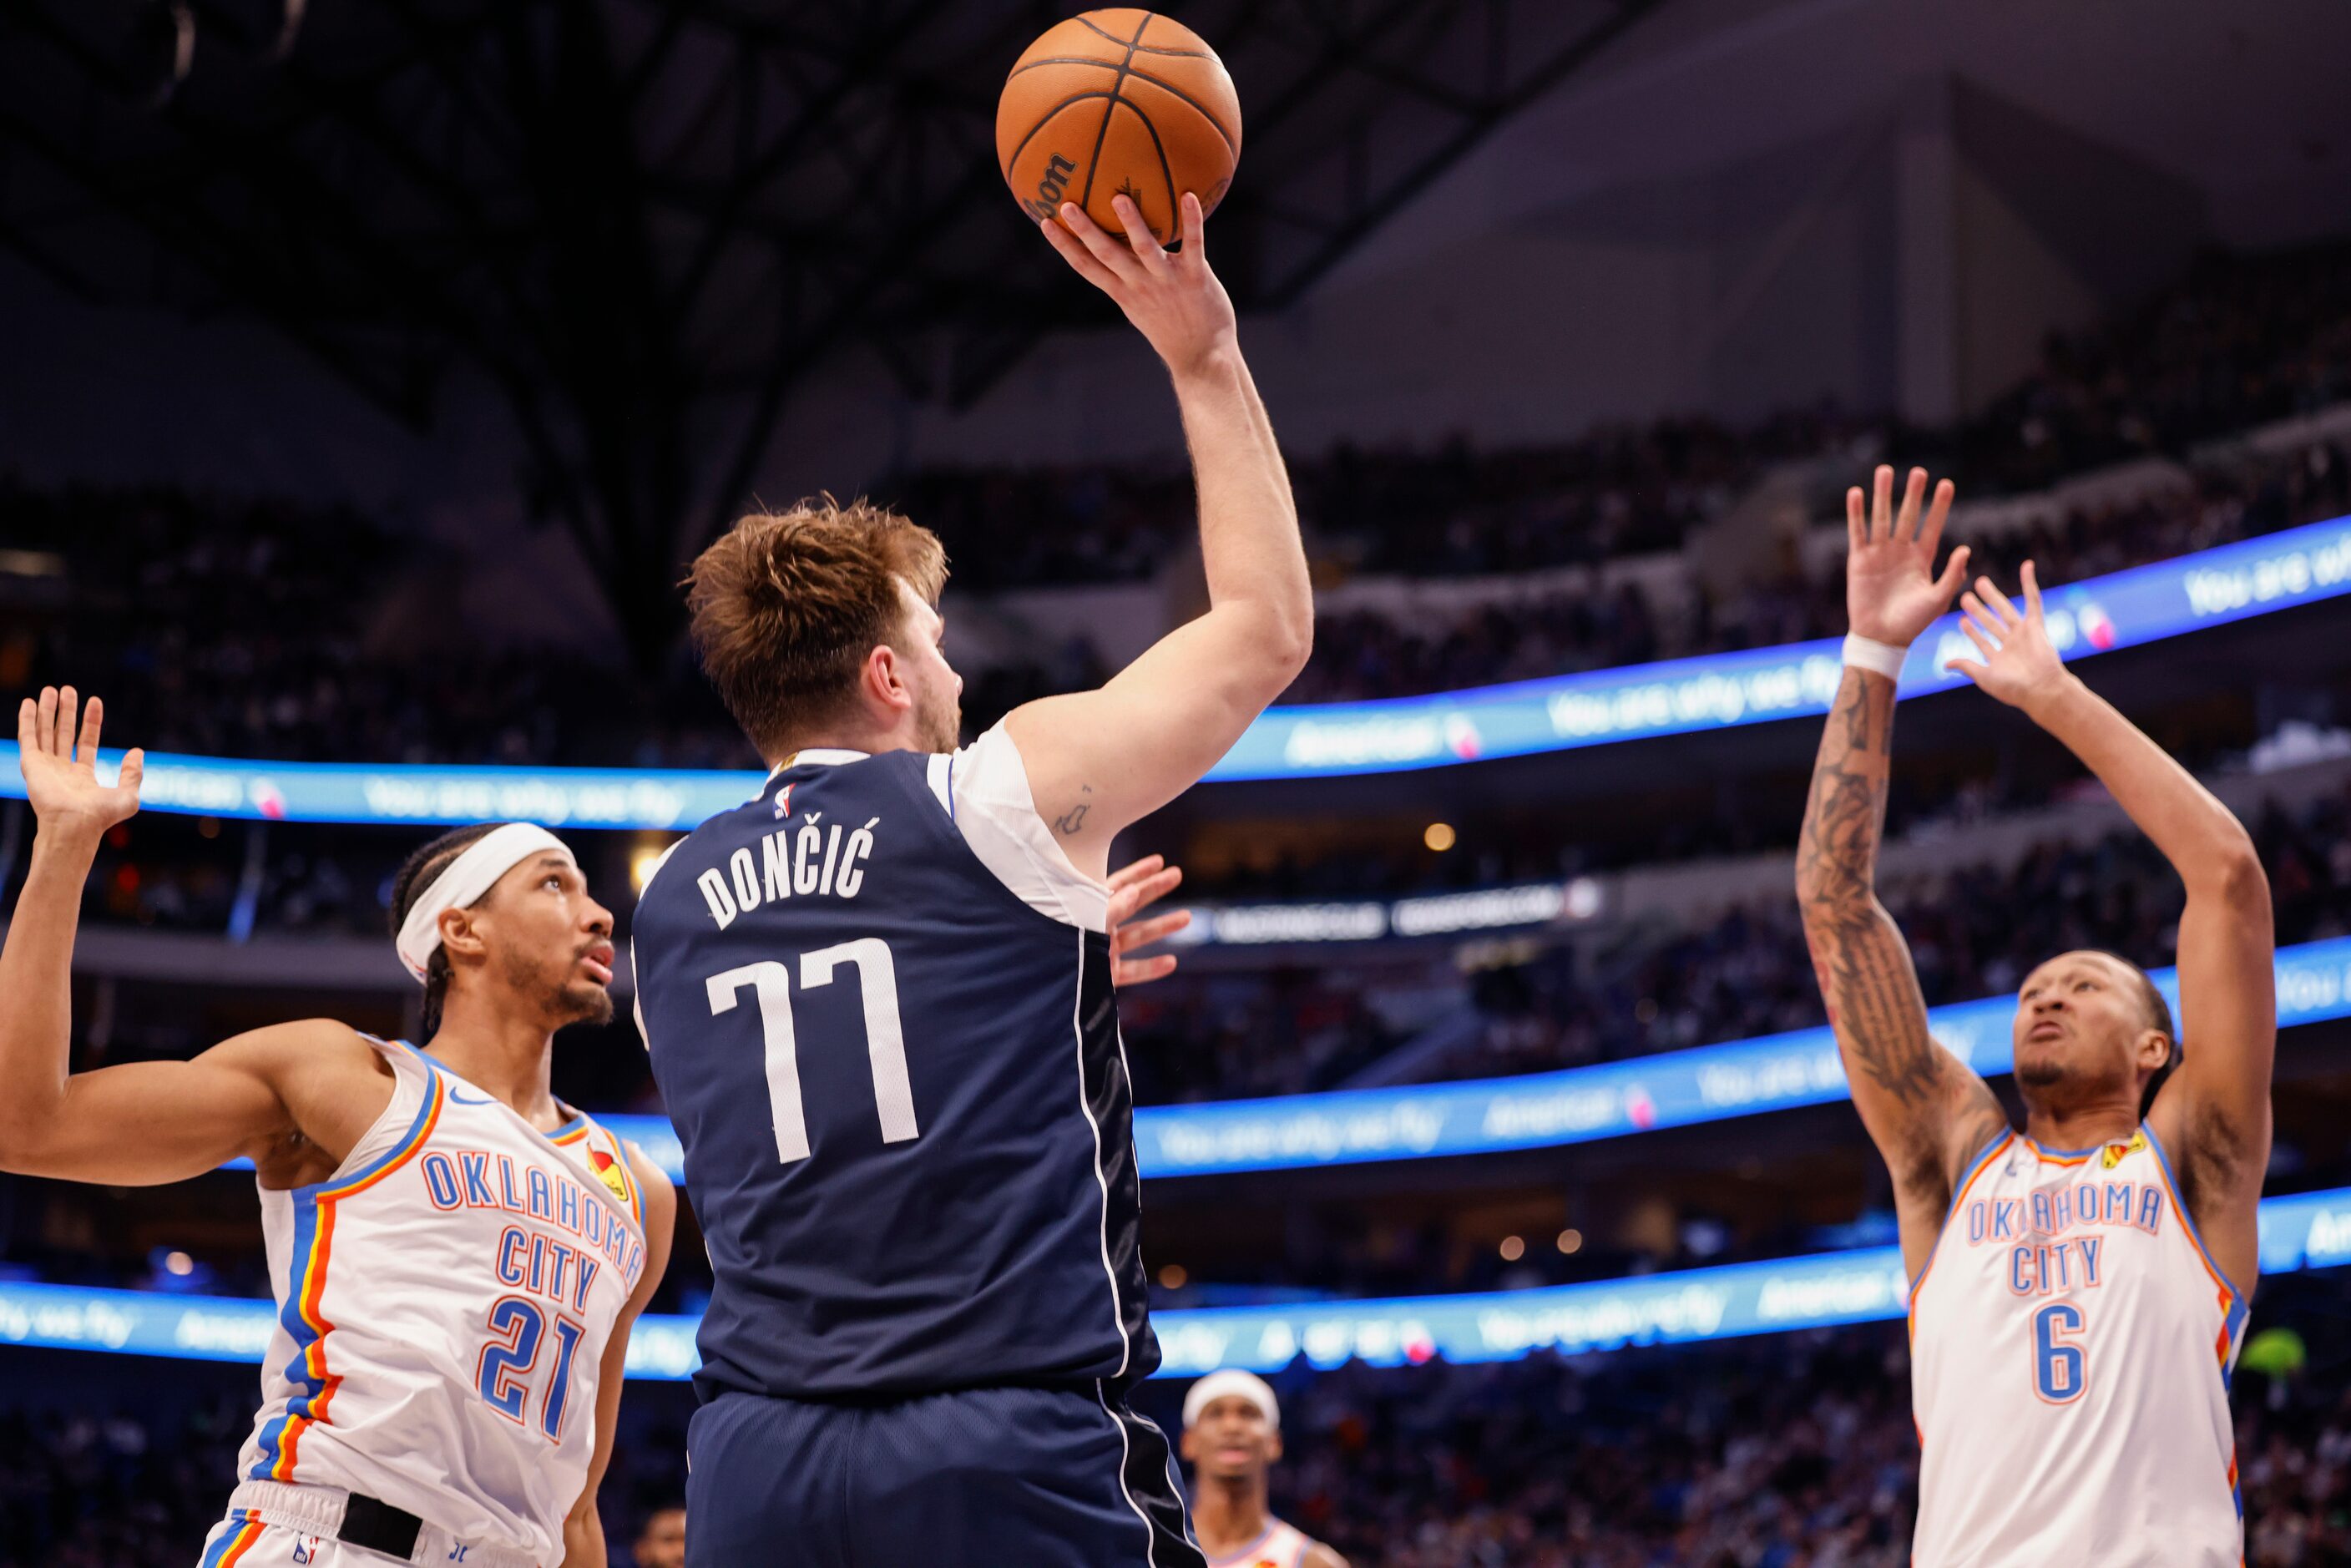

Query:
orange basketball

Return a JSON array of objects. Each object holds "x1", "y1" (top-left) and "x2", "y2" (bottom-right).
[{"x1": 997, "y1": 10, "x2": 1242, "y2": 245}]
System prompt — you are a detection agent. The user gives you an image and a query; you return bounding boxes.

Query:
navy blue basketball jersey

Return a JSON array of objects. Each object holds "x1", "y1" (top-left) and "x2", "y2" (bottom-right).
[{"x1": 631, "y1": 731, "x2": 1157, "y2": 1400}]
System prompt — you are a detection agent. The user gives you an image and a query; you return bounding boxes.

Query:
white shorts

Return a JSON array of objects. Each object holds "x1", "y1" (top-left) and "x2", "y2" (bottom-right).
[
  {"x1": 195, "y1": 1483, "x2": 538, "y2": 1568},
  {"x1": 196, "y1": 1511, "x2": 377, "y2": 1568}
]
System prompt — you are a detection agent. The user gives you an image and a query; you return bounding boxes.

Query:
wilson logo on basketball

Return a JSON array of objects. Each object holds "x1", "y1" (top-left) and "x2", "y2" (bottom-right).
[{"x1": 1029, "y1": 154, "x2": 1078, "y2": 220}]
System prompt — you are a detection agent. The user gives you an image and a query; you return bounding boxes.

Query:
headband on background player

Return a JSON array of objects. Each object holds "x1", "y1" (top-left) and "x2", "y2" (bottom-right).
[
  {"x1": 394, "y1": 822, "x2": 574, "y2": 982},
  {"x1": 1183, "y1": 1369, "x2": 1280, "y2": 1431}
]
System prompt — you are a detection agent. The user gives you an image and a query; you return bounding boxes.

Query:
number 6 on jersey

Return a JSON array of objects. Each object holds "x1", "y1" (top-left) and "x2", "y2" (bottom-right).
[
  {"x1": 705, "y1": 938, "x2": 918, "y2": 1164},
  {"x1": 2032, "y1": 1301, "x2": 2088, "y2": 1404}
]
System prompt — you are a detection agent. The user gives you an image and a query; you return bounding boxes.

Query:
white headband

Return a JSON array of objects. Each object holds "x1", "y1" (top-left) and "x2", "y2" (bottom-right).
[
  {"x1": 1183, "y1": 1369, "x2": 1279, "y2": 1432},
  {"x1": 395, "y1": 823, "x2": 574, "y2": 983}
]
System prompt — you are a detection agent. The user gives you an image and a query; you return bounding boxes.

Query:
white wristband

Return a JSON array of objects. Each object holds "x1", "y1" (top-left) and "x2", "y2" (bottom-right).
[{"x1": 1842, "y1": 634, "x2": 1909, "y2": 680}]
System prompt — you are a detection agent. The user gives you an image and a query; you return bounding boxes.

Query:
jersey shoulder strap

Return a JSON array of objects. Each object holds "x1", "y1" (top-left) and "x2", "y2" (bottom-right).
[{"x1": 926, "y1": 723, "x2": 1107, "y2": 933}]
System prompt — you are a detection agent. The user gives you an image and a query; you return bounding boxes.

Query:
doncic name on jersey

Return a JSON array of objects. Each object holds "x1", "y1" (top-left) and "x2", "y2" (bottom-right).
[{"x1": 690, "y1": 787, "x2": 879, "y2": 928}]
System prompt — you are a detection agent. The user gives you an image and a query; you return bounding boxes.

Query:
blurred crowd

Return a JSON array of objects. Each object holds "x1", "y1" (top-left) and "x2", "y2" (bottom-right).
[
  {"x1": 4, "y1": 242, "x2": 2344, "y2": 768},
  {"x1": 1221, "y1": 1313, "x2": 2351, "y2": 1568},
  {"x1": 891, "y1": 238, "x2": 2351, "y2": 594},
  {"x1": 6, "y1": 1308, "x2": 2346, "y2": 1568},
  {"x1": 1112, "y1": 776, "x2": 2351, "y2": 1102},
  {"x1": 0, "y1": 1381, "x2": 689, "y2": 1568}
]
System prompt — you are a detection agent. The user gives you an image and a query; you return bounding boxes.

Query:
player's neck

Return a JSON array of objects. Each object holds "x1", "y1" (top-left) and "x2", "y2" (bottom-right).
[
  {"x1": 2021, "y1": 1098, "x2": 2140, "y2": 1153},
  {"x1": 765, "y1": 720, "x2": 917, "y2": 767},
  {"x1": 1191, "y1": 1472, "x2": 1273, "y2": 1551},
  {"x1": 426, "y1": 994, "x2": 562, "y2": 1128}
]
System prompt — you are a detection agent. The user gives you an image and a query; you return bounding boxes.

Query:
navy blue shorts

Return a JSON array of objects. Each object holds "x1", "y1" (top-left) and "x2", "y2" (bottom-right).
[{"x1": 685, "y1": 1381, "x2": 1204, "y2": 1568}]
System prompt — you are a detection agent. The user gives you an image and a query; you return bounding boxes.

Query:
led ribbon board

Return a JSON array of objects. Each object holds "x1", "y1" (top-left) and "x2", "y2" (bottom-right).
[
  {"x1": 575, "y1": 935, "x2": 2351, "y2": 1181},
  {"x1": 7, "y1": 514, "x2": 2348, "y2": 813},
  {"x1": 4, "y1": 1186, "x2": 2346, "y2": 1381}
]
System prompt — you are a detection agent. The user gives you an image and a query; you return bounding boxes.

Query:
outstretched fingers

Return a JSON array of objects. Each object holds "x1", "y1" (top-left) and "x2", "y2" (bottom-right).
[
  {"x1": 1109, "y1": 853, "x2": 1167, "y2": 895},
  {"x1": 55, "y1": 685, "x2": 79, "y2": 756},
  {"x1": 1110, "y1": 195, "x2": 1168, "y2": 270},
  {"x1": 1116, "y1": 908, "x2": 1192, "y2": 953},
  {"x1": 17, "y1": 696, "x2": 35, "y2": 756},
  {"x1": 1039, "y1": 216, "x2": 1125, "y2": 295},
  {"x1": 2020, "y1": 559, "x2": 2045, "y2": 621},
  {"x1": 1059, "y1": 202, "x2": 1146, "y2": 286},
  {"x1": 1972, "y1": 576, "x2": 2023, "y2": 629},
  {"x1": 1178, "y1": 190, "x2": 1205, "y2": 263},
  {"x1": 76, "y1": 695, "x2": 104, "y2": 766},
  {"x1": 1918, "y1": 476, "x2": 1956, "y2": 554},
  {"x1": 1845, "y1": 485, "x2": 1867, "y2": 553},
  {"x1": 1894, "y1": 467, "x2": 1927, "y2": 541},
  {"x1": 1868, "y1": 464, "x2": 1894, "y2": 544},
  {"x1": 1957, "y1": 616, "x2": 1999, "y2": 667},
  {"x1": 1959, "y1": 592, "x2": 2008, "y2": 650},
  {"x1": 1930, "y1": 543, "x2": 1974, "y2": 601}
]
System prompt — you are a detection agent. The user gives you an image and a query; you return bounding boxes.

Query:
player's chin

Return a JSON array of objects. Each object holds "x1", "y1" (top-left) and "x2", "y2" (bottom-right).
[{"x1": 558, "y1": 980, "x2": 617, "y2": 1029}]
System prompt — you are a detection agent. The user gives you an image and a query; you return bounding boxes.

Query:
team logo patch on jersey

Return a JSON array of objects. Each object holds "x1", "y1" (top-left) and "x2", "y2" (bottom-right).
[
  {"x1": 589, "y1": 1147, "x2": 631, "y2": 1205},
  {"x1": 2103, "y1": 1131, "x2": 2147, "y2": 1169}
]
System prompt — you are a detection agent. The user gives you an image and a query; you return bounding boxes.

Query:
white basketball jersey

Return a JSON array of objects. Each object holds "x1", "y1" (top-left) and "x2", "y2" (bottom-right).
[
  {"x1": 1909, "y1": 1126, "x2": 2247, "y2": 1567},
  {"x1": 233, "y1": 1038, "x2": 649, "y2": 1561},
  {"x1": 1206, "y1": 1517, "x2": 1312, "y2": 1568}
]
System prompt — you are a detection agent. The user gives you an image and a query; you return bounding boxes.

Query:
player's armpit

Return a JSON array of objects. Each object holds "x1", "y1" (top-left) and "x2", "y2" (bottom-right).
[{"x1": 0, "y1": 1018, "x2": 374, "y2": 1186}]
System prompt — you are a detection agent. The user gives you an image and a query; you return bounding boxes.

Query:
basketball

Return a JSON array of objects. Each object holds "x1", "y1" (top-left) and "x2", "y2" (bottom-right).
[{"x1": 998, "y1": 9, "x2": 1242, "y2": 245}]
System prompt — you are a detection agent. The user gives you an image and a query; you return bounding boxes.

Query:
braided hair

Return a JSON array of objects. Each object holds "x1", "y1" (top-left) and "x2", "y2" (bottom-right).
[{"x1": 389, "y1": 823, "x2": 502, "y2": 1039}]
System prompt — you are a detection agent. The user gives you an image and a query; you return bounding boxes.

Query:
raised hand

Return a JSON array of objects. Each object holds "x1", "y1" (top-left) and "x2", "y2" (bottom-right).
[
  {"x1": 1106, "y1": 854, "x2": 1189, "y2": 988},
  {"x1": 1946, "y1": 563, "x2": 2072, "y2": 712},
  {"x1": 1845, "y1": 465, "x2": 1969, "y2": 648},
  {"x1": 16, "y1": 686, "x2": 144, "y2": 837},
  {"x1": 1039, "y1": 191, "x2": 1236, "y2": 379}
]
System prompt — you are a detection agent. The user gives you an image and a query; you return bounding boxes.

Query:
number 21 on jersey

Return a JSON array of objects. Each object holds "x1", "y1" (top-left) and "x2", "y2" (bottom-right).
[
  {"x1": 705, "y1": 937, "x2": 918, "y2": 1164},
  {"x1": 475, "y1": 1297, "x2": 586, "y2": 1439}
]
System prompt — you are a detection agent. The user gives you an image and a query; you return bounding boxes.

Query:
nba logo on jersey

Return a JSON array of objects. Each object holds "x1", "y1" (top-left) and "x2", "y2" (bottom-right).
[
  {"x1": 773, "y1": 782, "x2": 794, "y2": 818},
  {"x1": 291, "y1": 1537, "x2": 322, "y2": 1564}
]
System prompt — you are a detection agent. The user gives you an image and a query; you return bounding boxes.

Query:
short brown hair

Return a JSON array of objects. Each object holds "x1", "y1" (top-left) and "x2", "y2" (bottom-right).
[{"x1": 685, "y1": 497, "x2": 948, "y2": 757}]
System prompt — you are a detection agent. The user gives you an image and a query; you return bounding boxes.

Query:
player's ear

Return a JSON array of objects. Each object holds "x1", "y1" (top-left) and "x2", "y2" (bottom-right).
[
  {"x1": 860, "y1": 644, "x2": 912, "y2": 716},
  {"x1": 1267, "y1": 1428, "x2": 1284, "y2": 1464},
  {"x1": 439, "y1": 904, "x2": 489, "y2": 964},
  {"x1": 1178, "y1": 1426, "x2": 1199, "y2": 1463},
  {"x1": 2136, "y1": 1029, "x2": 2172, "y2": 1073}
]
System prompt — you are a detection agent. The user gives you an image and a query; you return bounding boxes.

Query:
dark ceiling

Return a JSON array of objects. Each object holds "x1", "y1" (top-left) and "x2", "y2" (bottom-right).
[{"x1": 0, "y1": 0, "x2": 1664, "y2": 659}]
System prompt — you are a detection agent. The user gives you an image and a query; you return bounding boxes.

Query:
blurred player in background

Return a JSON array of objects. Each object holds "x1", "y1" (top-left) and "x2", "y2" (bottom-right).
[
  {"x1": 1182, "y1": 1372, "x2": 1347, "y2": 1568},
  {"x1": 632, "y1": 190, "x2": 1307, "y2": 1568},
  {"x1": 631, "y1": 1503, "x2": 685, "y2": 1568},
  {"x1": 0, "y1": 687, "x2": 675, "y2": 1568},
  {"x1": 1797, "y1": 468, "x2": 2275, "y2": 1565}
]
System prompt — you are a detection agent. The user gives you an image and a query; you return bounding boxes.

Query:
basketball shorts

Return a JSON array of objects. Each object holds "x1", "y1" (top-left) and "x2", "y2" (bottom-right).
[
  {"x1": 686, "y1": 1378, "x2": 1204, "y2": 1568},
  {"x1": 195, "y1": 1484, "x2": 537, "y2": 1568}
]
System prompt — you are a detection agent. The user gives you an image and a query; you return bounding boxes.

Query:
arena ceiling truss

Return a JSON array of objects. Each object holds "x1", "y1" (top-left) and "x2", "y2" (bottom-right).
[{"x1": 0, "y1": 0, "x2": 1665, "y2": 658}]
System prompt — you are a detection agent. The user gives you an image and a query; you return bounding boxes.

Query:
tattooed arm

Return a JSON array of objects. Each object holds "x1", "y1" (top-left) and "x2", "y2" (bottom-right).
[{"x1": 1795, "y1": 470, "x2": 2008, "y2": 1272}]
